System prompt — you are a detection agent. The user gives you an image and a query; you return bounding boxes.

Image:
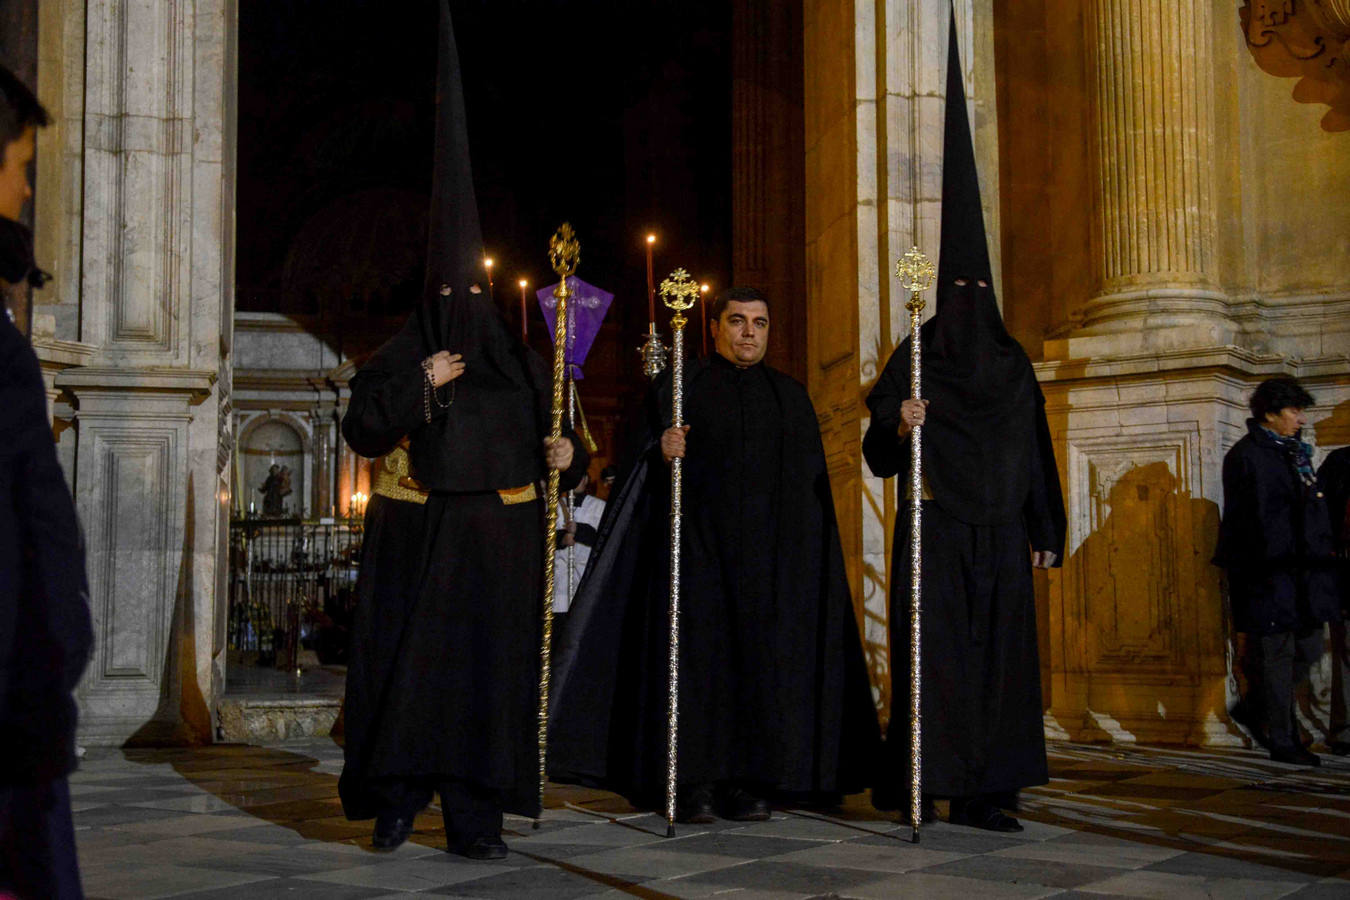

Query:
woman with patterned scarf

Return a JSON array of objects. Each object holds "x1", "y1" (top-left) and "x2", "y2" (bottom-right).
[{"x1": 1216, "y1": 377, "x2": 1340, "y2": 765}]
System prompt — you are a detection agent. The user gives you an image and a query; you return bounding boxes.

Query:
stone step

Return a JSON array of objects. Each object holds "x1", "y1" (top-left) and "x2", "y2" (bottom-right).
[{"x1": 217, "y1": 696, "x2": 342, "y2": 743}]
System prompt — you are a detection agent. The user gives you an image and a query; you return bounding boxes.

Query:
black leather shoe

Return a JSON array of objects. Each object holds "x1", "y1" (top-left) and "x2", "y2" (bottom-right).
[
  {"x1": 948, "y1": 798, "x2": 1023, "y2": 832},
  {"x1": 676, "y1": 783, "x2": 717, "y2": 824},
  {"x1": 372, "y1": 814, "x2": 414, "y2": 850},
  {"x1": 720, "y1": 786, "x2": 771, "y2": 822},
  {"x1": 1270, "y1": 745, "x2": 1321, "y2": 767},
  {"x1": 449, "y1": 834, "x2": 508, "y2": 860}
]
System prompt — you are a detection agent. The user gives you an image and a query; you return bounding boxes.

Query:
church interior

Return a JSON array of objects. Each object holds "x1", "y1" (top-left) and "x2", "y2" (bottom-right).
[{"x1": 5, "y1": 0, "x2": 1350, "y2": 769}]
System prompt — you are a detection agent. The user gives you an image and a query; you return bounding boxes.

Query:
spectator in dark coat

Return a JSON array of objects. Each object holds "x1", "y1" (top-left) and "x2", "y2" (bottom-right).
[
  {"x1": 1313, "y1": 448, "x2": 1350, "y2": 756},
  {"x1": 1215, "y1": 377, "x2": 1338, "y2": 766},
  {"x1": 0, "y1": 64, "x2": 94, "y2": 899}
]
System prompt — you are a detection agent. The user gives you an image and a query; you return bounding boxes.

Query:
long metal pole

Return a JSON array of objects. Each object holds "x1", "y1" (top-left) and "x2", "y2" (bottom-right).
[
  {"x1": 906, "y1": 299, "x2": 923, "y2": 845},
  {"x1": 566, "y1": 302, "x2": 579, "y2": 601},
  {"x1": 537, "y1": 224, "x2": 579, "y2": 828},
  {"x1": 895, "y1": 246, "x2": 933, "y2": 845},
  {"x1": 660, "y1": 268, "x2": 699, "y2": 838}
]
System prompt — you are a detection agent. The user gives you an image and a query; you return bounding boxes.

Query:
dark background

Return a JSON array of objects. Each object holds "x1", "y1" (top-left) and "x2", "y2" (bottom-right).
[{"x1": 236, "y1": 0, "x2": 734, "y2": 370}]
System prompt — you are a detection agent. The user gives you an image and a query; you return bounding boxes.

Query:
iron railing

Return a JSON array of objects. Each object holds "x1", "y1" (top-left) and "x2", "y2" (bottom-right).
[{"x1": 228, "y1": 515, "x2": 362, "y2": 673}]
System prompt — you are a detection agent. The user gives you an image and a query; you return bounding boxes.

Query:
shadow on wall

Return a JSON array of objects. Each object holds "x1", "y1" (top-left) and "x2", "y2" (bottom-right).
[
  {"x1": 126, "y1": 472, "x2": 214, "y2": 748},
  {"x1": 1059, "y1": 460, "x2": 1236, "y2": 743}
]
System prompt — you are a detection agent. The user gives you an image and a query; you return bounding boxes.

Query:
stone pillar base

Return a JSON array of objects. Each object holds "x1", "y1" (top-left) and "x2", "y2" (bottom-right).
[{"x1": 1036, "y1": 349, "x2": 1280, "y2": 748}]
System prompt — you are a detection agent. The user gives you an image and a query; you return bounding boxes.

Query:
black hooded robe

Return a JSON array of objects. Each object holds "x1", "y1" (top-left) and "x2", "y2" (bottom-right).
[
  {"x1": 548, "y1": 355, "x2": 879, "y2": 805},
  {"x1": 863, "y1": 339, "x2": 1064, "y2": 801},
  {"x1": 861, "y1": 7, "x2": 1066, "y2": 806},
  {"x1": 337, "y1": 0, "x2": 587, "y2": 822},
  {"x1": 338, "y1": 302, "x2": 588, "y2": 820}
]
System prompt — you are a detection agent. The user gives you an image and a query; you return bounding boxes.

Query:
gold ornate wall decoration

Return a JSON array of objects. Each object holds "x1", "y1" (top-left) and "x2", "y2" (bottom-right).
[{"x1": 1241, "y1": 0, "x2": 1350, "y2": 132}]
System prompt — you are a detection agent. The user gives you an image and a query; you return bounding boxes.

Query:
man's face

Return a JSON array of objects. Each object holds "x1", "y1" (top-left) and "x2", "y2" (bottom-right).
[
  {"x1": 1264, "y1": 406, "x2": 1307, "y2": 438},
  {"x1": 0, "y1": 127, "x2": 36, "y2": 221},
  {"x1": 711, "y1": 299, "x2": 769, "y2": 367}
]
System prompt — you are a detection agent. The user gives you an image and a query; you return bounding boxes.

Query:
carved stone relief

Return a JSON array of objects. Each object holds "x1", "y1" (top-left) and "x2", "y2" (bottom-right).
[{"x1": 1242, "y1": 0, "x2": 1350, "y2": 132}]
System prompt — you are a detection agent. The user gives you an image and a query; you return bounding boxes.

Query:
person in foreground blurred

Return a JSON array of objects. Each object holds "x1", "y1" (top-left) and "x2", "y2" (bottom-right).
[{"x1": 0, "y1": 63, "x2": 94, "y2": 900}]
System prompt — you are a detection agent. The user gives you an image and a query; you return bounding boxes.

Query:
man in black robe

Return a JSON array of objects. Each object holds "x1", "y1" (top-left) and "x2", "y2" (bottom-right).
[
  {"x1": 337, "y1": 2, "x2": 588, "y2": 860},
  {"x1": 548, "y1": 287, "x2": 879, "y2": 823},
  {"x1": 862, "y1": 12, "x2": 1065, "y2": 833}
]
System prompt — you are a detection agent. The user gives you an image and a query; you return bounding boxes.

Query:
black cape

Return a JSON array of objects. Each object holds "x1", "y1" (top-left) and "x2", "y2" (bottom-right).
[
  {"x1": 862, "y1": 8, "x2": 1065, "y2": 803},
  {"x1": 0, "y1": 296, "x2": 92, "y2": 786},
  {"x1": 548, "y1": 355, "x2": 879, "y2": 804},
  {"x1": 338, "y1": 0, "x2": 589, "y2": 819},
  {"x1": 338, "y1": 322, "x2": 589, "y2": 819}
]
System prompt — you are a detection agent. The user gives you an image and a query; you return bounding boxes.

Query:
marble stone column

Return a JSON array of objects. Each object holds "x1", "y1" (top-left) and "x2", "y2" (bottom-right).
[
  {"x1": 731, "y1": 0, "x2": 806, "y2": 378},
  {"x1": 1032, "y1": 0, "x2": 1329, "y2": 746},
  {"x1": 1070, "y1": 0, "x2": 1231, "y2": 353},
  {"x1": 50, "y1": 0, "x2": 237, "y2": 745}
]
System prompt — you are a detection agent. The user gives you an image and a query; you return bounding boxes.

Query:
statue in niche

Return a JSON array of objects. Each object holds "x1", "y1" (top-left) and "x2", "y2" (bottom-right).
[{"x1": 258, "y1": 463, "x2": 293, "y2": 517}]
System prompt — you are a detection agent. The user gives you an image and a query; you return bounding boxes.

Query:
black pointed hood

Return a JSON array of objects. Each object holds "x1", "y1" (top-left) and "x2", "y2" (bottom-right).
[
  {"x1": 421, "y1": 0, "x2": 485, "y2": 323},
  {"x1": 868, "y1": 6, "x2": 1043, "y2": 526},
  {"x1": 926, "y1": 8, "x2": 1018, "y2": 375},
  {"x1": 351, "y1": 1, "x2": 550, "y2": 492},
  {"x1": 935, "y1": 9, "x2": 991, "y2": 292}
]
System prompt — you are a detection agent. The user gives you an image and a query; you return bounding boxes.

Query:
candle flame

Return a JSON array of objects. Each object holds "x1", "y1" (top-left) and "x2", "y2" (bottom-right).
[
  {"x1": 484, "y1": 257, "x2": 494, "y2": 268},
  {"x1": 646, "y1": 234, "x2": 656, "y2": 244},
  {"x1": 518, "y1": 278, "x2": 528, "y2": 288}
]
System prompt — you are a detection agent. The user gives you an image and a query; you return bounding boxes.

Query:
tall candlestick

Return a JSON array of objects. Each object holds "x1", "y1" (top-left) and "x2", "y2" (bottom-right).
[
  {"x1": 645, "y1": 234, "x2": 657, "y2": 322},
  {"x1": 518, "y1": 279, "x2": 529, "y2": 343},
  {"x1": 484, "y1": 256, "x2": 495, "y2": 303},
  {"x1": 700, "y1": 283, "x2": 710, "y2": 356}
]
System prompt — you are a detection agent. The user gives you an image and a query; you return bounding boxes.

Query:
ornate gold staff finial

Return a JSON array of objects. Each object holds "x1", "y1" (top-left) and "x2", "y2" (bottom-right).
[
  {"x1": 894, "y1": 243, "x2": 933, "y2": 845},
  {"x1": 657, "y1": 265, "x2": 700, "y2": 838},
  {"x1": 660, "y1": 268, "x2": 701, "y2": 325},
  {"x1": 896, "y1": 246, "x2": 936, "y2": 309},
  {"x1": 549, "y1": 222, "x2": 580, "y2": 279},
  {"x1": 536, "y1": 222, "x2": 579, "y2": 830}
]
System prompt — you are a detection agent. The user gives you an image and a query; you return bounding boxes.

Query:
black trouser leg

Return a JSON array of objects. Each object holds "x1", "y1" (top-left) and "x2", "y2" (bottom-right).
[
  {"x1": 439, "y1": 779, "x2": 503, "y2": 844},
  {"x1": 1259, "y1": 627, "x2": 1324, "y2": 750},
  {"x1": 363, "y1": 777, "x2": 435, "y2": 819}
]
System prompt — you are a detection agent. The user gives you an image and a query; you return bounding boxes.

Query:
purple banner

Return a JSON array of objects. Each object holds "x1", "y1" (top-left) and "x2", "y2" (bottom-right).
[{"x1": 537, "y1": 276, "x2": 614, "y2": 380}]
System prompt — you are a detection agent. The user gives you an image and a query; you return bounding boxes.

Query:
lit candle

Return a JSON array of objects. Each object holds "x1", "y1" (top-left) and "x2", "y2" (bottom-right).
[
  {"x1": 700, "y1": 283, "x2": 710, "y2": 355},
  {"x1": 519, "y1": 278, "x2": 529, "y2": 343},
  {"x1": 645, "y1": 234, "x2": 657, "y2": 322},
  {"x1": 483, "y1": 256, "x2": 495, "y2": 301}
]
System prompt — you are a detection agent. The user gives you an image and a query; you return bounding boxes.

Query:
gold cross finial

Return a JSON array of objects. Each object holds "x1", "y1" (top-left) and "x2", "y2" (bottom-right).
[
  {"x1": 549, "y1": 223, "x2": 580, "y2": 279},
  {"x1": 660, "y1": 268, "x2": 700, "y2": 311},
  {"x1": 895, "y1": 246, "x2": 935, "y2": 312},
  {"x1": 895, "y1": 246, "x2": 935, "y2": 293}
]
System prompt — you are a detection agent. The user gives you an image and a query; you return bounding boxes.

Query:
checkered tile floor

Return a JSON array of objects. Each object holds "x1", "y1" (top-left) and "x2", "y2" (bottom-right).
[{"x1": 71, "y1": 739, "x2": 1350, "y2": 898}]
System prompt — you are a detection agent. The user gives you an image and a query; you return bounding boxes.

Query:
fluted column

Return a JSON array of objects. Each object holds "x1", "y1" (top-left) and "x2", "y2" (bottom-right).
[{"x1": 1076, "y1": 0, "x2": 1230, "y2": 345}]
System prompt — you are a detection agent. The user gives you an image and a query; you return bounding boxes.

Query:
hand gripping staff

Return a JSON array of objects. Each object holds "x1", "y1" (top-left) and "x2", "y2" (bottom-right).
[
  {"x1": 535, "y1": 223, "x2": 578, "y2": 828},
  {"x1": 659, "y1": 268, "x2": 700, "y2": 837},
  {"x1": 896, "y1": 246, "x2": 935, "y2": 844}
]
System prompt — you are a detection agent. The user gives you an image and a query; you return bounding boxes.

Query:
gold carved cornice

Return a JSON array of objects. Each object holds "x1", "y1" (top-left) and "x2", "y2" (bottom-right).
[{"x1": 1241, "y1": 0, "x2": 1350, "y2": 131}]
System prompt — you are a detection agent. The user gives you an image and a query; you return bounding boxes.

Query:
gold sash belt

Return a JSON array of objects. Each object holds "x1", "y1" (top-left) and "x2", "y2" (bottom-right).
[{"x1": 372, "y1": 446, "x2": 538, "y2": 506}]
